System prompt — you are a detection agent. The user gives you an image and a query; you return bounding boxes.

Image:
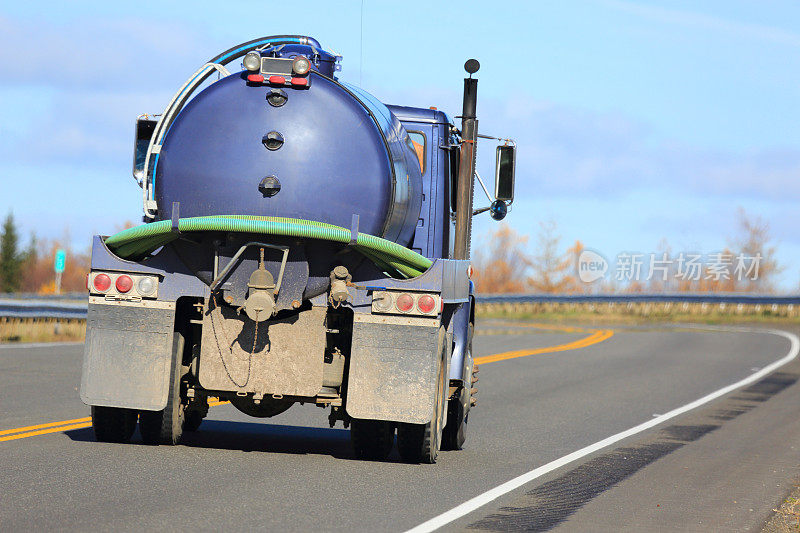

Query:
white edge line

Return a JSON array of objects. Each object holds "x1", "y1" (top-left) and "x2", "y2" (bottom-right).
[
  {"x1": 0, "y1": 342, "x2": 83, "y2": 350},
  {"x1": 406, "y1": 326, "x2": 800, "y2": 533}
]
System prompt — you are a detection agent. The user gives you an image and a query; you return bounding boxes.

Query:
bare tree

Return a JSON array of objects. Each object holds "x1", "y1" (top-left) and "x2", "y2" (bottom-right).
[
  {"x1": 730, "y1": 207, "x2": 781, "y2": 292},
  {"x1": 471, "y1": 224, "x2": 531, "y2": 293},
  {"x1": 528, "y1": 220, "x2": 574, "y2": 293}
]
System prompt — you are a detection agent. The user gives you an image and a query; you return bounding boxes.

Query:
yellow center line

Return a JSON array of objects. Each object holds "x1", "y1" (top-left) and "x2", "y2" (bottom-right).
[
  {"x1": 0, "y1": 416, "x2": 93, "y2": 437},
  {"x1": 0, "y1": 402, "x2": 231, "y2": 442},
  {"x1": 0, "y1": 422, "x2": 93, "y2": 443},
  {"x1": 1, "y1": 326, "x2": 614, "y2": 442},
  {"x1": 474, "y1": 327, "x2": 615, "y2": 365}
]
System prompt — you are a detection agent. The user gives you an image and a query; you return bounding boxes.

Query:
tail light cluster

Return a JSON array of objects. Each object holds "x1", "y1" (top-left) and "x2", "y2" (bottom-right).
[
  {"x1": 371, "y1": 290, "x2": 442, "y2": 317},
  {"x1": 88, "y1": 271, "x2": 159, "y2": 299}
]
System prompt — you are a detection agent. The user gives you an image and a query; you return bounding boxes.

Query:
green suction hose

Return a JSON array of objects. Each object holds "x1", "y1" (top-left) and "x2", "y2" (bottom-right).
[{"x1": 104, "y1": 215, "x2": 432, "y2": 279}]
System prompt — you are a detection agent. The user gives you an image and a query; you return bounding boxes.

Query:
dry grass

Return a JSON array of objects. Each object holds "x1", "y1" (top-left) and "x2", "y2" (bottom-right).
[
  {"x1": 477, "y1": 302, "x2": 800, "y2": 326},
  {"x1": 763, "y1": 486, "x2": 800, "y2": 532},
  {"x1": 0, "y1": 319, "x2": 85, "y2": 344}
]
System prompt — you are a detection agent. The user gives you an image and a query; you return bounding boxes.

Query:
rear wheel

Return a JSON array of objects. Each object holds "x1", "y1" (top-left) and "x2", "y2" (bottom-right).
[
  {"x1": 397, "y1": 330, "x2": 448, "y2": 463},
  {"x1": 350, "y1": 419, "x2": 395, "y2": 460},
  {"x1": 183, "y1": 397, "x2": 209, "y2": 432},
  {"x1": 91, "y1": 406, "x2": 137, "y2": 443},
  {"x1": 183, "y1": 408, "x2": 204, "y2": 432},
  {"x1": 139, "y1": 332, "x2": 186, "y2": 445}
]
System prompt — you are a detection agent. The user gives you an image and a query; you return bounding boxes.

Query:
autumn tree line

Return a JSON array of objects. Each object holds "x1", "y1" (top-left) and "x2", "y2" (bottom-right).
[
  {"x1": 0, "y1": 213, "x2": 89, "y2": 293},
  {"x1": 472, "y1": 209, "x2": 783, "y2": 294}
]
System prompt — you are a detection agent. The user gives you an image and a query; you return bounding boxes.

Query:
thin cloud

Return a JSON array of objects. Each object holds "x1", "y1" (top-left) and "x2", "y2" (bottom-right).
[
  {"x1": 0, "y1": 15, "x2": 207, "y2": 90},
  {"x1": 600, "y1": 0, "x2": 800, "y2": 48},
  {"x1": 485, "y1": 94, "x2": 800, "y2": 202}
]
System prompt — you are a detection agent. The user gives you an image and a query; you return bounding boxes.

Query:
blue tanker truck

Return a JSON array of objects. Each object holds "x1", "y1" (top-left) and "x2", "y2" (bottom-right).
[{"x1": 80, "y1": 35, "x2": 515, "y2": 463}]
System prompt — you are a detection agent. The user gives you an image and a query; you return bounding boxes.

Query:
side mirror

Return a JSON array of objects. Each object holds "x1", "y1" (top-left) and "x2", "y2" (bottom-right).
[
  {"x1": 494, "y1": 144, "x2": 516, "y2": 202},
  {"x1": 133, "y1": 118, "x2": 157, "y2": 183}
]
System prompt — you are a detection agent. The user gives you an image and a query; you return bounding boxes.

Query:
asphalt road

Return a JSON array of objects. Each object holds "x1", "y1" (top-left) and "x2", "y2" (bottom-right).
[{"x1": 2, "y1": 322, "x2": 800, "y2": 532}]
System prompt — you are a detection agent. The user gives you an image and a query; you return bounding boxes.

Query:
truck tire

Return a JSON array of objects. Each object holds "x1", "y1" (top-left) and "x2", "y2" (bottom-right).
[
  {"x1": 397, "y1": 334, "x2": 448, "y2": 463},
  {"x1": 442, "y1": 386, "x2": 468, "y2": 450},
  {"x1": 183, "y1": 398, "x2": 209, "y2": 432},
  {"x1": 139, "y1": 332, "x2": 185, "y2": 445},
  {"x1": 442, "y1": 323, "x2": 473, "y2": 450},
  {"x1": 91, "y1": 406, "x2": 137, "y2": 443},
  {"x1": 350, "y1": 419, "x2": 395, "y2": 460},
  {"x1": 183, "y1": 409, "x2": 203, "y2": 432}
]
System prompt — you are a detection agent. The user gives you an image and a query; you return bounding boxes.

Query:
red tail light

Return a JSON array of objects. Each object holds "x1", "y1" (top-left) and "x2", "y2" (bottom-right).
[
  {"x1": 247, "y1": 74, "x2": 264, "y2": 83},
  {"x1": 417, "y1": 294, "x2": 436, "y2": 314},
  {"x1": 395, "y1": 293, "x2": 414, "y2": 312},
  {"x1": 269, "y1": 75, "x2": 286, "y2": 85},
  {"x1": 93, "y1": 273, "x2": 111, "y2": 292},
  {"x1": 115, "y1": 275, "x2": 133, "y2": 293}
]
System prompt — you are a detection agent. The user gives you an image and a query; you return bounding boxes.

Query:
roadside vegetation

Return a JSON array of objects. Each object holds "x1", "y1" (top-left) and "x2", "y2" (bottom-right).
[
  {"x1": 0, "y1": 319, "x2": 85, "y2": 343},
  {"x1": 477, "y1": 304, "x2": 800, "y2": 326},
  {"x1": 472, "y1": 208, "x2": 783, "y2": 295},
  {"x1": 763, "y1": 485, "x2": 800, "y2": 533},
  {"x1": 0, "y1": 211, "x2": 100, "y2": 294}
]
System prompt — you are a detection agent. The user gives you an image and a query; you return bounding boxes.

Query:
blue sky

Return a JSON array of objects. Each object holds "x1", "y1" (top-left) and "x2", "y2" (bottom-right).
[{"x1": 2, "y1": 1, "x2": 799, "y2": 288}]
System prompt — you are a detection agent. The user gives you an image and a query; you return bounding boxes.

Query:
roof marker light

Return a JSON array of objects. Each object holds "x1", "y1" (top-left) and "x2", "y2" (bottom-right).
[
  {"x1": 243, "y1": 51, "x2": 261, "y2": 72},
  {"x1": 292, "y1": 56, "x2": 311, "y2": 75}
]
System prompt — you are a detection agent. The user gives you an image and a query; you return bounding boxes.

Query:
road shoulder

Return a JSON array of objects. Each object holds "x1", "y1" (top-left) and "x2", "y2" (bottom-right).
[{"x1": 456, "y1": 326, "x2": 800, "y2": 532}]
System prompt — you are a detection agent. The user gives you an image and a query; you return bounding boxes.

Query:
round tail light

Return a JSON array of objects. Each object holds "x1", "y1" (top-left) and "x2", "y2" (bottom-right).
[
  {"x1": 372, "y1": 291, "x2": 393, "y2": 312},
  {"x1": 137, "y1": 277, "x2": 157, "y2": 297},
  {"x1": 417, "y1": 295, "x2": 436, "y2": 314},
  {"x1": 93, "y1": 273, "x2": 111, "y2": 293},
  {"x1": 395, "y1": 293, "x2": 414, "y2": 313},
  {"x1": 115, "y1": 275, "x2": 133, "y2": 293}
]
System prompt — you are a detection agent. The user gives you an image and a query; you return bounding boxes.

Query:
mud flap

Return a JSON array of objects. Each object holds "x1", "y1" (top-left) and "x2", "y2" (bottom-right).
[
  {"x1": 345, "y1": 314, "x2": 444, "y2": 424},
  {"x1": 80, "y1": 299, "x2": 176, "y2": 411}
]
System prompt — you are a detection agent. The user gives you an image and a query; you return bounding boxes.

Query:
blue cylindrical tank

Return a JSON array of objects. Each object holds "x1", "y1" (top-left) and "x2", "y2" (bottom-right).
[{"x1": 154, "y1": 44, "x2": 422, "y2": 246}]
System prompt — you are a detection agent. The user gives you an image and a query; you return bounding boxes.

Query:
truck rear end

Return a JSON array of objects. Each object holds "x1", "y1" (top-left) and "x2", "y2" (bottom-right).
[{"x1": 80, "y1": 35, "x2": 515, "y2": 463}]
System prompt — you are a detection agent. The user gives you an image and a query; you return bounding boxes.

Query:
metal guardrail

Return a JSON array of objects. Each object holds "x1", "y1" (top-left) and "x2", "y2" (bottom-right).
[
  {"x1": 2, "y1": 293, "x2": 800, "y2": 320},
  {"x1": 0, "y1": 292, "x2": 86, "y2": 301},
  {"x1": 0, "y1": 299, "x2": 88, "y2": 320}
]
